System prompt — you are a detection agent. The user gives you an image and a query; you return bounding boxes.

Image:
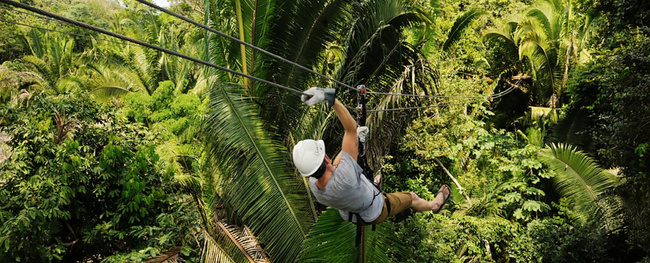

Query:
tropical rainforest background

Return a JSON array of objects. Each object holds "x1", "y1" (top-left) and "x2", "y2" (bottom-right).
[{"x1": 0, "y1": 0, "x2": 649, "y2": 262}]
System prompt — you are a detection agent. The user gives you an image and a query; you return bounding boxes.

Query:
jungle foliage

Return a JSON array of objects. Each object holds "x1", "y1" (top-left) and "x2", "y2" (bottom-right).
[{"x1": 0, "y1": 0, "x2": 648, "y2": 262}]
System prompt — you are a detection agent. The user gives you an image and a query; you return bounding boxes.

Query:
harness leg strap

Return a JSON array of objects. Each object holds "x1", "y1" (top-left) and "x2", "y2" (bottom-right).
[
  {"x1": 353, "y1": 213, "x2": 365, "y2": 247},
  {"x1": 356, "y1": 222, "x2": 363, "y2": 247}
]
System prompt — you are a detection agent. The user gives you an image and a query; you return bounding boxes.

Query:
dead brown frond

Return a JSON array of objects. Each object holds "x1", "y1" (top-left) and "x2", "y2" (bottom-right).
[
  {"x1": 144, "y1": 246, "x2": 182, "y2": 263},
  {"x1": 0, "y1": 65, "x2": 44, "y2": 90},
  {"x1": 52, "y1": 109, "x2": 80, "y2": 145}
]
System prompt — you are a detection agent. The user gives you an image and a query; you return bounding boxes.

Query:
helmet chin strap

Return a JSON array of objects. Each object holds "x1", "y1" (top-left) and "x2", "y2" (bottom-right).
[{"x1": 310, "y1": 160, "x2": 328, "y2": 179}]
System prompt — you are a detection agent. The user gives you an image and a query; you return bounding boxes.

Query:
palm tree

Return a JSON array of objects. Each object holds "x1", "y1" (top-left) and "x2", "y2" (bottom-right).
[
  {"x1": 200, "y1": 0, "x2": 432, "y2": 261},
  {"x1": 202, "y1": 80, "x2": 314, "y2": 263},
  {"x1": 483, "y1": 0, "x2": 597, "y2": 107},
  {"x1": 20, "y1": 29, "x2": 82, "y2": 94}
]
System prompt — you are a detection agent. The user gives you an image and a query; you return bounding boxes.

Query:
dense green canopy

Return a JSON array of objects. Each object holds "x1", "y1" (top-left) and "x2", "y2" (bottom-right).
[{"x1": 0, "y1": 0, "x2": 648, "y2": 262}]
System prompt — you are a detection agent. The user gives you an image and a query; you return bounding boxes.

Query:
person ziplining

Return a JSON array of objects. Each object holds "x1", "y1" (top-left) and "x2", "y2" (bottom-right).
[
  {"x1": 292, "y1": 87, "x2": 452, "y2": 225},
  {"x1": 0, "y1": 4, "x2": 509, "y2": 226}
]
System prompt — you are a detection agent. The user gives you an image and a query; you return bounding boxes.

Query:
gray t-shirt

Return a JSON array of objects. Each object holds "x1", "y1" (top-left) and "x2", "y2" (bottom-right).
[{"x1": 309, "y1": 151, "x2": 384, "y2": 222}]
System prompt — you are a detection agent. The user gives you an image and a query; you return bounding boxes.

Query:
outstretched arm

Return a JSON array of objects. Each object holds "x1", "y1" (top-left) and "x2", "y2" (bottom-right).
[
  {"x1": 332, "y1": 99, "x2": 358, "y2": 165},
  {"x1": 299, "y1": 88, "x2": 358, "y2": 164}
]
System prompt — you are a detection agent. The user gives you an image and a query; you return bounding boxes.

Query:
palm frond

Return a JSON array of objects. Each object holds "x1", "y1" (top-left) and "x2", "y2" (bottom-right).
[
  {"x1": 257, "y1": 0, "x2": 354, "y2": 133},
  {"x1": 126, "y1": 45, "x2": 159, "y2": 95},
  {"x1": 22, "y1": 55, "x2": 55, "y2": 88},
  {"x1": 202, "y1": 230, "x2": 238, "y2": 263},
  {"x1": 158, "y1": 25, "x2": 200, "y2": 93},
  {"x1": 241, "y1": 0, "x2": 275, "y2": 81},
  {"x1": 22, "y1": 28, "x2": 45, "y2": 57},
  {"x1": 297, "y1": 208, "x2": 393, "y2": 263},
  {"x1": 482, "y1": 22, "x2": 519, "y2": 60},
  {"x1": 91, "y1": 86, "x2": 132, "y2": 100},
  {"x1": 538, "y1": 143, "x2": 622, "y2": 224},
  {"x1": 83, "y1": 64, "x2": 147, "y2": 96},
  {"x1": 178, "y1": 173, "x2": 270, "y2": 262},
  {"x1": 203, "y1": 79, "x2": 314, "y2": 263},
  {"x1": 525, "y1": 6, "x2": 554, "y2": 40},
  {"x1": 442, "y1": 7, "x2": 487, "y2": 52},
  {"x1": 339, "y1": 0, "x2": 421, "y2": 85}
]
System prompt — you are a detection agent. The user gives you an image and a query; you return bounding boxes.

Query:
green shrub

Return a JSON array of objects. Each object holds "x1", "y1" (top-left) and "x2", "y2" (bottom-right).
[{"x1": 0, "y1": 92, "x2": 197, "y2": 262}]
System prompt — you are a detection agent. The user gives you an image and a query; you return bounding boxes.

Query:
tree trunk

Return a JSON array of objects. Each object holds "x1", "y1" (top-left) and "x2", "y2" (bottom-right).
[
  {"x1": 235, "y1": 0, "x2": 249, "y2": 93},
  {"x1": 434, "y1": 158, "x2": 471, "y2": 204}
]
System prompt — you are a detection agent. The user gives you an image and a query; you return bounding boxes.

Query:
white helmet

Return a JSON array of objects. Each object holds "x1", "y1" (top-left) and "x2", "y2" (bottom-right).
[{"x1": 292, "y1": 139, "x2": 326, "y2": 177}]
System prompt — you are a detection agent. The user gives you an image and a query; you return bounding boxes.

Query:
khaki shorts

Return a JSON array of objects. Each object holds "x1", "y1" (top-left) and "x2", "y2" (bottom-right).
[{"x1": 370, "y1": 192, "x2": 413, "y2": 224}]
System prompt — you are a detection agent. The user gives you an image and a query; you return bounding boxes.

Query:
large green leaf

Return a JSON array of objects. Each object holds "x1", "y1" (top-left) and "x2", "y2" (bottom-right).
[
  {"x1": 202, "y1": 79, "x2": 314, "y2": 263},
  {"x1": 442, "y1": 7, "x2": 487, "y2": 52},
  {"x1": 538, "y1": 143, "x2": 621, "y2": 223},
  {"x1": 257, "y1": 0, "x2": 354, "y2": 133},
  {"x1": 297, "y1": 208, "x2": 394, "y2": 263}
]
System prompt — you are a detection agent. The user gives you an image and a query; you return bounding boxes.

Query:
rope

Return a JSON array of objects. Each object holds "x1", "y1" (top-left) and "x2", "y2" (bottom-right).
[
  {"x1": 133, "y1": 0, "x2": 359, "y2": 93},
  {"x1": 0, "y1": 0, "x2": 307, "y2": 96}
]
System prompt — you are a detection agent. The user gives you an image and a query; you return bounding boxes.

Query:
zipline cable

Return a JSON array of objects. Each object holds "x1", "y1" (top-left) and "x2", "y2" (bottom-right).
[
  {"x1": 133, "y1": 0, "x2": 518, "y2": 102},
  {"x1": 0, "y1": 0, "x2": 308, "y2": 96},
  {"x1": 366, "y1": 101, "x2": 481, "y2": 112},
  {"x1": 367, "y1": 91, "x2": 485, "y2": 99},
  {"x1": 2, "y1": 0, "x2": 522, "y2": 106},
  {"x1": 362, "y1": 80, "x2": 521, "y2": 112},
  {"x1": 133, "y1": 0, "x2": 360, "y2": 93},
  {"x1": 367, "y1": 82, "x2": 518, "y2": 99}
]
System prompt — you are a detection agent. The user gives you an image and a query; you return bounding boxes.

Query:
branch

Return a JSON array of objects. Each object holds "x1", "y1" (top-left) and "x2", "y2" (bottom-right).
[{"x1": 434, "y1": 158, "x2": 471, "y2": 204}]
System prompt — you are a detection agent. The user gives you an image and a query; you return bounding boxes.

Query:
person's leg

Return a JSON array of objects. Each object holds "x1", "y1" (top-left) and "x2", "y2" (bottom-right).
[
  {"x1": 409, "y1": 185, "x2": 451, "y2": 212},
  {"x1": 371, "y1": 186, "x2": 451, "y2": 224}
]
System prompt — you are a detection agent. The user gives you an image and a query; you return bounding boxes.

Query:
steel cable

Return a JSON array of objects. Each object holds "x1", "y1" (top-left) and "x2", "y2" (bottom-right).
[
  {"x1": 0, "y1": 0, "x2": 307, "y2": 96},
  {"x1": 2, "y1": 0, "x2": 522, "y2": 111},
  {"x1": 133, "y1": 0, "x2": 360, "y2": 92}
]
